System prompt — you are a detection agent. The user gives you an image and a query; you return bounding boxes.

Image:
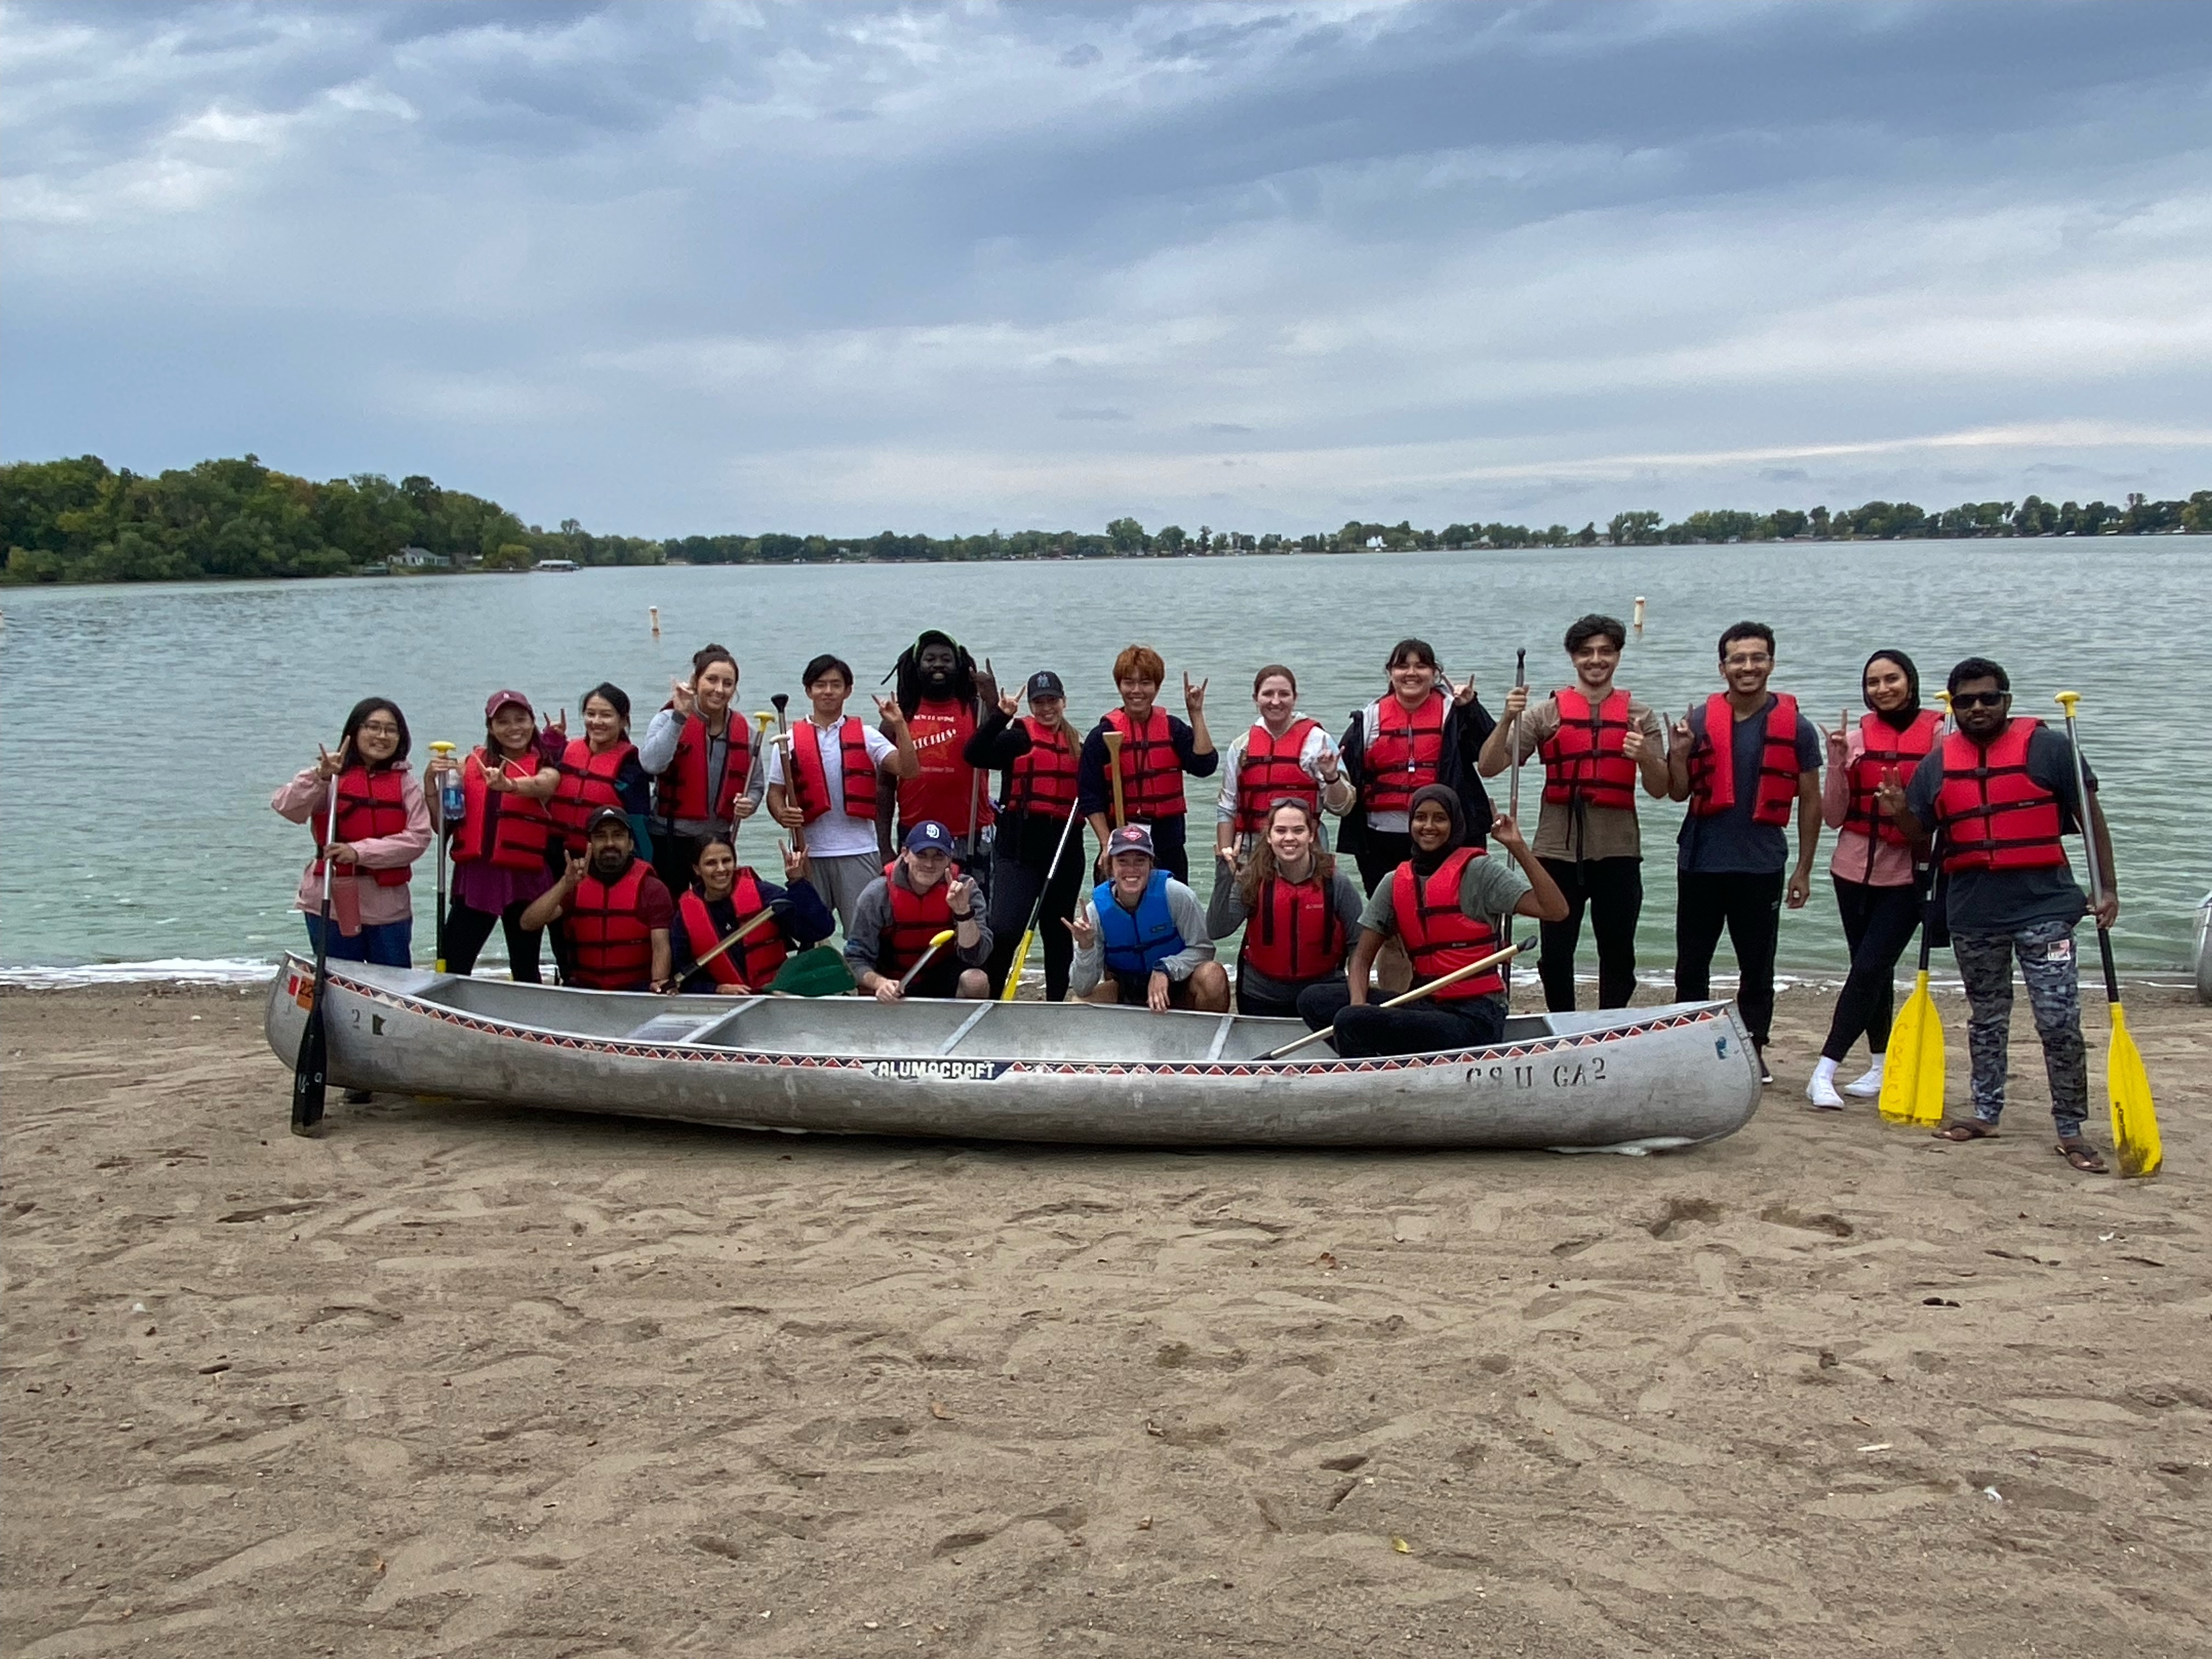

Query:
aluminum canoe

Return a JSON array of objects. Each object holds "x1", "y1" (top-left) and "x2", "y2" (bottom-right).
[{"x1": 264, "y1": 956, "x2": 1761, "y2": 1150}]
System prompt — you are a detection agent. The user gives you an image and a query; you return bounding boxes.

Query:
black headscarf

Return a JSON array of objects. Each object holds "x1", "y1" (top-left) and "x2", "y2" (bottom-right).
[
  {"x1": 1406, "y1": 783, "x2": 1466, "y2": 878},
  {"x1": 1860, "y1": 648, "x2": 1923, "y2": 733}
]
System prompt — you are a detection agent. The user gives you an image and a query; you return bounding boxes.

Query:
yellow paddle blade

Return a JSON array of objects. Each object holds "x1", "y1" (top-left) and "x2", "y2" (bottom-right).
[
  {"x1": 1000, "y1": 928, "x2": 1034, "y2": 1001},
  {"x1": 2106, "y1": 1002, "x2": 2162, "y2": 1179},
  {"x1": 1879, "y1": 970, "x2": 1946, "y2": 1127}
]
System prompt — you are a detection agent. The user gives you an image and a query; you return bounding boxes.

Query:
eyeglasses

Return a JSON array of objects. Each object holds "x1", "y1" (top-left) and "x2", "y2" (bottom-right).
[
  {"x1": 358, "y1": 720, "x2": 401, "y2": 735},
  {"x1": 1949, "y1": 691, "x2": 2007, "y2": 709}
]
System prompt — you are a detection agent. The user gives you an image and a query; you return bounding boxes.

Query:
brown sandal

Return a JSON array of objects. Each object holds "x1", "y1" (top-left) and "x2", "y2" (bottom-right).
[
  {"x1": 1932, "y1": 1121, "x2": 1997, "y2": 1142},
  {"x1": 2056, "y1": 1139, "x2": 2108, "y2": 1174}
]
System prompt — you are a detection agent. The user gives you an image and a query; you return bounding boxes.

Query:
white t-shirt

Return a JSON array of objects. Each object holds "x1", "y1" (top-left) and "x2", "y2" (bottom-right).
[{"x1": 765, "y1": 715, "x2": 899, "y2": 859}]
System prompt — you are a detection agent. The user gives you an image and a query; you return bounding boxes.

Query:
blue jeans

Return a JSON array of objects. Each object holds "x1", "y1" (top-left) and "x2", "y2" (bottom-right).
[{"x1": 304, "y1": 913, "x2": 413, "y2": 968}]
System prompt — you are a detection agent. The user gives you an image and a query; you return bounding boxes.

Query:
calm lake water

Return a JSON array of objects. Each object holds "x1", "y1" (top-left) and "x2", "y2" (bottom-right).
[{"x1": 3, "y1": 542, "x2": 2207, "y2": 982}]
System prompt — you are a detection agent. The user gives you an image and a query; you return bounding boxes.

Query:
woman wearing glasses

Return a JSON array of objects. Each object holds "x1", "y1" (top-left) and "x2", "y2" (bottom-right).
[
  {"x1": 270, "y1": 697, "x2": 432, "y2": 968},
  {"x1": 1667, "y1": 622, "x2": 1824, "y2": 1085}
]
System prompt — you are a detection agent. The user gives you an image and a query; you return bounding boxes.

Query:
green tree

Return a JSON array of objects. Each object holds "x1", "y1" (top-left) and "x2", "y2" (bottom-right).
[{"x1": 1106, "y1": 516, "x2": 1146, "y2": 553}]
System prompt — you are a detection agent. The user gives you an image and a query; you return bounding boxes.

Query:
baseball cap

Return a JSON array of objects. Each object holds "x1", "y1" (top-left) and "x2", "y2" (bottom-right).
[
  {"x1": 1026, "y1": 670, "x2": 1065, "y2": 699},
  {"x1": 585, "y1": 807, "x2": 630, "y2": 835},
  {"x1": 904, "y1": 820, "x2": 956, "y2": 855},
  {"x1": 1106, "y1": 824, "x2": 1155, "y2": 860},
  {"x1": 485, "y1": 689, "x2": 533, "y2": 719}
]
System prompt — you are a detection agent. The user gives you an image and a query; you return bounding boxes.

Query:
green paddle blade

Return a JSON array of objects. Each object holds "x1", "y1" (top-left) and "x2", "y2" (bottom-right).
[
  {"x1": 769, "y1": 946, "x2": 856, "y2": 998},
  {"x1": 2106, "y1": 1002, "x2": 2162, "y2": 1178},
  {"x1": 1879, "y1": 969, "x2": 1945, "y2": 1127}
]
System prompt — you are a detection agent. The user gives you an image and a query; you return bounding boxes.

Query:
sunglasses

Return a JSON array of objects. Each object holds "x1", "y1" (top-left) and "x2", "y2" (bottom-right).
[{"x1": 1950, "y1": 691, "x2": 2007, "y2": 709}]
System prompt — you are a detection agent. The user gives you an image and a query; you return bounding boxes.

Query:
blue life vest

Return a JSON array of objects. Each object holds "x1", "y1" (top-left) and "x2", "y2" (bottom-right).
[{"x1": 1094, "y1": 871, "x2": 1182, "y2": 977}]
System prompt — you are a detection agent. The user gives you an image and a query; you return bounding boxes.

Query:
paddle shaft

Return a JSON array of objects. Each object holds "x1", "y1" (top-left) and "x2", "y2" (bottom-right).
[
  {"x1": 772, "y1": 695, "x2": 807, "y2": 854},
  {"x1": 1507, "y1": 647, "x2": 1525, "y2": 822},
  {"x1": 1103, "y1": 730, "x2": 1126, "y2": 828},
  {"x1": 671, "y1": 902, "x2": 785, "y2": 988},
  {"x1": 1000, "y1": 796, "x2": 1084, "y2": 1002},
  {"x1": 1262, "y1": 938, "x2": 1527, "y2": 1060},
  {"x1": 290, "y1": 772, "x2": 344, "y2": 1133},
  {"x1": 2056, "y1": 698, "x2": 2123, "y2": 1007},
  {"x1": 898, "y1": 930, "x2": 957, "y2": 993}
]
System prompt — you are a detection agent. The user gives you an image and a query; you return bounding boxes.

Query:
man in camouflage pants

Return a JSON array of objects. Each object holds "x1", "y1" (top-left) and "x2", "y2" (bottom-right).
[{"x1": 1884, "y1": 657, "x2": 2119, "y2": 1174}]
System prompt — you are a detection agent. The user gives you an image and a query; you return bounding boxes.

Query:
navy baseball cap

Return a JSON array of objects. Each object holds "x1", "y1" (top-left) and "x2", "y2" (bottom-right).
[
  {"x1": 1026, "y1": 671, "x2": 1065, "y2": 699},
  {"x1": 1106, "y1": 824, "x2": 1155, "y2": 859},
  {"x1": 904, "y1": 820, "x2": 956, "y2": 855}
]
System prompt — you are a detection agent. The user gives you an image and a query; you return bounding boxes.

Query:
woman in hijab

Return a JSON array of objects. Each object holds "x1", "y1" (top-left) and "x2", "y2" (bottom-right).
[
  {"x1": 1328, "y1": 784, "x2": 1566, "y2": 1057},
  {"x1": 1809, "y1": 649, "x2": 1944, "y2": 1108}
]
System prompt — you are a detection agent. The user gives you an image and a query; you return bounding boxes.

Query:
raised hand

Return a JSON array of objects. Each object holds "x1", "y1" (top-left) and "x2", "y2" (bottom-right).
[
  {"x1": 314, "y1": 736, "x2": 351, "y2": 779},
  {"x1": 483, "y1": 763, "x2": 513, "y2": 793},
  {"x1": 875, "y1": 694, "x2": 908, "y2": 731},
  {"x1": 1063, "y1": 906, "x2": 1098, "y2": 951},
  {"x1": 546, "y1": 708, "x2": 568, "y2": 740},
  {"x1": 1872, "y1": 771, "x2": 1909, "y2": 820},
  {"x1": 1490, "y1": 812, "x2": 1529, "y2": 855},
  {"x1": 1621, "y1": 720, "x2": 1650, "y2": 762},
  {"x1": 1443, "y1": 670, "x2": 1477, "y2": 708},
  {"x1": 998, "y1": 684, "x2": 1022, "y2": 719},
  {"x1": 1668, "y1": 711, "x2": 1692, "y2": 751},
  {"x1": 1823, "y1": 707, "x2": 1851, "y2": 764},
  {"x1": 561, "y1": 851, "x2": 586, "y2": 889},
  {"x1": 947, "y1": 874, "x2": 979, "y2": 919},
  {"x1": 781, "y1": 839, "x2": 811, "y2": 884},
  {"x1": 1183, "y1": 671, "x2": 1207, "y2": 718},
  {"x1": 671, "y1": 677, "x2": 697, "y2": 719}
]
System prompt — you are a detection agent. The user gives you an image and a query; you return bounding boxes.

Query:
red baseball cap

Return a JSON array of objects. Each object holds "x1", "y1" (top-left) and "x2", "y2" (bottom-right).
[{"x1": 485, "y1": 689, "x2": 533, "y2": 719}]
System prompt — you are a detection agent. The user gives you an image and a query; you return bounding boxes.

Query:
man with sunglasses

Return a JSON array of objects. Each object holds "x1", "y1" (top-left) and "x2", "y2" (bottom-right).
[
  {"x1": 1882, "y1": 658, "x2": 2119, "y2": 1173},
  {"x1": 1667, "y1": 620, "x2": 1824, "y2": 1084}
]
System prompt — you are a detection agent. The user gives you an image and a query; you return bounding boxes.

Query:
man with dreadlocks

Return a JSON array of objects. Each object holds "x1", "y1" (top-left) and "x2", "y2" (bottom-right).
[{"x1": 884, "y1": 630, "x2": 997, "y2": 861}]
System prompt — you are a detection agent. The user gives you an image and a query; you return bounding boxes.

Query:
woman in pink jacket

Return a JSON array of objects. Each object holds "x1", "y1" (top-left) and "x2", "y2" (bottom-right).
[
  {"x1": 1809, "y1": 651, "x2": 1943, "y2": 1109},
  {"x1": 270, "y1": 697, "x2": 432, "y2": 969}
]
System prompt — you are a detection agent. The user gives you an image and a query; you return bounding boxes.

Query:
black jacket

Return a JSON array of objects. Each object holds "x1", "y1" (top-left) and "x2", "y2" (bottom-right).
[{"x1": 1336, "y1": 693, "x2": 1497, "y2": 854}]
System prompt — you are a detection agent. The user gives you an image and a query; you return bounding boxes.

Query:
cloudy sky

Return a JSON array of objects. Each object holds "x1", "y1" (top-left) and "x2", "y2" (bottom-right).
[{"x1": 4, "y1": 1, "x2": 2208, "y2": 537}]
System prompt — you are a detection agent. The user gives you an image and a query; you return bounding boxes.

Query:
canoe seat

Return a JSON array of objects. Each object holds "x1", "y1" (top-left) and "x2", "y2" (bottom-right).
[{"x1": 621, "y1": 1012, "x2": 732, "y2": 1044}]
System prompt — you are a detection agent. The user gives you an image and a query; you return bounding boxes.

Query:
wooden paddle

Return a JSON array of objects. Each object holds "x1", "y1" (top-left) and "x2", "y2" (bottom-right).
[
  {"x1": 1000, "y1": 802, "x2": 1082, "y2": 1002},
  {"x1": 658, "y1": 900, "x2": 788, "y2": 994},
  {"x1": 898, "y1": 928, "x2": 958, "y2": 994},
  {"x1": 290, "y1": 766, "x2": 345, "y2": 1136},
  {"x1": 772, "y1": 692, "x2": 807, "y2": 854},
  {"x1": 2055, "y1": 691, "x2": 2161, "y2": 1177},
  {"x1": 1103, "y1": 729, "x2": 1126, "y2": 827},
  {"x1": 1260, "y1": 937, "x2": 1530, "y2": 1060},
  {"x1": 1878, "y1": 829, "x2": 1946, "y2": 1128}
]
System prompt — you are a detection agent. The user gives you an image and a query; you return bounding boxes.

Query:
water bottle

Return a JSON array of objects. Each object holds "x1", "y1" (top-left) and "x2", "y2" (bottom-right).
[{"x1": 430, "y1": 741, "x2": 465, "y2": 822}]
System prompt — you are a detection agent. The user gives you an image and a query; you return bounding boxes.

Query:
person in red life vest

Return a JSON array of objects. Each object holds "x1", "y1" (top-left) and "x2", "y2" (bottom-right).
[
  {"x1": 664, "y1": 834, "x2": 834, "y2": 995},
  {"x1": 883, "y1": 631, "x2": 996, "y2": 857},
  {"x1": 1885, "y1": 658, "x2": 2118, "y2": 1173},
  {"x1": 1212, "y1": 664, "x2": 1354, "y2": 866},
  {"x1": 1075, "y1": 645, "x2": 1217, "y2": 884},
  {"x1": 640, "y1": 644, "x2": 761, "y2": 897},
  {"x1": 519, "y1": 809, "x2": 674, "y2": 991},
  {"x1": 1479, "y1": 614, "x2": 1669, "y2": 1013},
  {"x1": 1066, "y1": 824, "x2": 1230, "y2": 1012},
  {"x1": 1665, "y1": 621, "x2": 1824, "y2": 1084},
  {"x1": 1327, "y1": 786, "x2": 1566, "y2": 1058},
  {"x1": 1205, "y1": 798, "x2": 1365, "y2": 1026},
  {"x1": 1805, "y1": 649, "x2": 1943, "y2": 1108},
  {"x1": 843, "y1": 821, "x2": 992, "y2": 1001},
  {"x1": 765, "y1": 653, "x2": 921, "y2": 935},
  {"x1": 543, "y1": 682, "x2": 653, "y2": 860},
  {"x1": 1336, "y1": 637, "x2": 1496, "y2": 895},
  {"x1": 425, "y1": 689, "x2": 561, "y2": 981},
  {"x1": 971, "y1": 670, "x2": 1086, "y2": 999},
  {"x1": 270, "y1": 696, "x2": 431, "y2": 970}
]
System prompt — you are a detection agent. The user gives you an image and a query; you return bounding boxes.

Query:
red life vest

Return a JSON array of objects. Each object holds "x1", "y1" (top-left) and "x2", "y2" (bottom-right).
[
  {"x1": 312, "y1": 765, "x2": 415, "y2": 888},
  {"x1": 550, "y1": 738, "x2": 636, "y2": 851},
  {"x1": 1391, "y1": 848, "x2": 1502, "y2": 1001},
  {"x1": 1103, "y1": 706, "x2": 1186, "y2": 822},
  {"x1": 788, "y1": 716, "x2": 880, "y2": 824},
  {"x1": 1005, "y1": 717, "x2": 1079, "y2": 820},
  {"x1": 1539, "y1": 687, "x2": 1637, "y2": 813},
  {"x1": 1233, "y1": 719, "x2": 1321, "y2": 833},
  {"x1": 566, "y1": 860, "x2": 657, "y2": 989},
  {"x1": 1935, "y1": 719, "x2": 2066, "y2": 873},
  {"x1": 1238, "y1": 872, "x2": 1346, "y2": 984},
  {"x1": 1361, "y1": 692, "x2": 1447, "y2": 816},
  {"x1": 1844, "y1": 709, "x2": 1943, "y2": 847},
  {"x1": 654, "y1": 713, "x2": 751, "y2": 825},
  {"x1": 1688, "y1": 693, "x2": 1802, "y2": 827},
  {"x1": 898, "y1": 697, "x2": 994, "y2": 835},
  {"x1": 451, "y1": 748, "x2": 555, "y2": 873},
  {"x1": 676, "y1": 871, "x2": 788, "y2": 990},
  {"x1": 881, "y1": 862, "x2": 961, "y2": 976}
]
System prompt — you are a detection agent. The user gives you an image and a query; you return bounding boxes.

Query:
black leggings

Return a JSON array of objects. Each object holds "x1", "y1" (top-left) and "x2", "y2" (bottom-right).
[
  {"x1": 1674, "y1": 870, "x2": 1784, "y2": 1046},
  {"x1": 1822, "y1": 876, "x2": 1924, "y2": 1061},
  {"x1": 986, "y1": 838, "x2": 1086, "y2": 1001},
  {"x1": 444, "y1": 897, "x2": 545, "y2": 982},
  {"x1": 1333, "y1": 995, "x2": 1504, "y2": 1058},
  {"x1": 1354, "y1": 830, "x2": 1413, "y2": 895},
  {"x1": 1236, "y1": 973, "x2": 1352, "y2": 1030},
  {"x1": 1537, "y1": 856, "x2": 1643, "y2": 1012}
]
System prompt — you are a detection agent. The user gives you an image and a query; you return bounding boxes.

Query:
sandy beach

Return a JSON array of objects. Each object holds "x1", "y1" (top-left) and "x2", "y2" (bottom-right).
[{"x1": 3, "y1": 979, "x2": 2206, "y2": 1658}]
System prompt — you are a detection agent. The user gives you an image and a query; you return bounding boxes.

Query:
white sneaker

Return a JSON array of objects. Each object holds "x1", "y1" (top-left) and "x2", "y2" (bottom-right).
[
  {"x1": 1843, "y1": 1064, "x2": 1885, "y2": 1098},
  {"x1": 1805, "y1": 1074, "x2": 1845, "y2": 1110}
]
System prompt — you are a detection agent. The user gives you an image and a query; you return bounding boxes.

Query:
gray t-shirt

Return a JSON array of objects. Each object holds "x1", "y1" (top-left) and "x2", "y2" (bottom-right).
[
  {"x1": 1904, "y1": 722, "x2": 2093, "y2": 935},
  {"x1": 1358, "y1": 850, "x2": 1533, "y2": 936},
  {"x1": 1676, "y1": 697, "x2": 1822, "y2": 876}
]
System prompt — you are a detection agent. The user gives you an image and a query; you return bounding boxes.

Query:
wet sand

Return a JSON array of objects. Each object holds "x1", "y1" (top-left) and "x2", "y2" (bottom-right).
[{"x1": 3, "y1": 980, "x2": 2207, "y2": 1658}]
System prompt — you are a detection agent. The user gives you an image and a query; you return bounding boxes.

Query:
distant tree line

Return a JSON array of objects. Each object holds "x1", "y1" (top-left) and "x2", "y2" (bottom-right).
[{"x1": 3, "y1": 452, "x2": 2205, "y2": 585}]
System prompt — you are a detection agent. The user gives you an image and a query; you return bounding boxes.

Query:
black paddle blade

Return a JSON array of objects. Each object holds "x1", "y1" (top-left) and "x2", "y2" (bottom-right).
[{"x1": 290, "y1": 999, "x2": 328, "y2": 1136}]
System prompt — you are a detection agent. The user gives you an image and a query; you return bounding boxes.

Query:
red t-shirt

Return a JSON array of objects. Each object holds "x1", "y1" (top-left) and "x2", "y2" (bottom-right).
[{"x1": 895, "y1": 697, "x2": 996, "y2": 836}]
